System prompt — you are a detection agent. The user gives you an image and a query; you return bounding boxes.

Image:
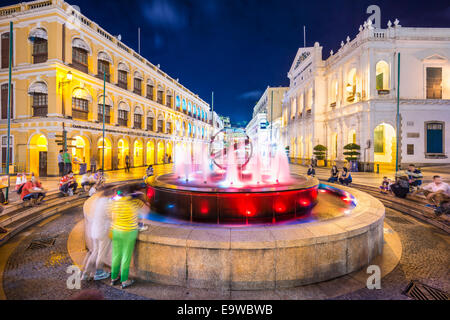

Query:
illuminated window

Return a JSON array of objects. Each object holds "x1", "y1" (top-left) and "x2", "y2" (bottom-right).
[
  {"x1": 426, "y1": 67, "x2": 442, "y2": 99},
  {"x1": 376, "y1": 61, "x2": 389, "y2": 91}
]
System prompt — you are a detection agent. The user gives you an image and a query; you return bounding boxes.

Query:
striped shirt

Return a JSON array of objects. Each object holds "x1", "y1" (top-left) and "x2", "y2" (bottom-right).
[{"x1": 110, "y1": 196, "x2": 143, "y2": 232}]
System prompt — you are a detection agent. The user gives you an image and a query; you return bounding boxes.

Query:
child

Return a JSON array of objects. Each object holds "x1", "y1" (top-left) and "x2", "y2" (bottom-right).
[{"x1": 380, "y1": 177, "x2": 390, "y2": 194}]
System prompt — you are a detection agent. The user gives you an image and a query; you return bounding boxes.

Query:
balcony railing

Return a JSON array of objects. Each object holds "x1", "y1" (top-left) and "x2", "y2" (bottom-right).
[
  {"x1": 117, "y1": 81, "x2": 127, "y2": 90},
  {"x1": 97, "y1": 114, "x2": 110, "y2": 124},
  {"x1": 133, "y1": 122, "x2": 142, "y2": 129},
  {"x1": 133, "y1": 88, "x2": 142, "y2": 96},
  {"x1": 96, "y1": 73, "x2": 110, "y2": 83},
  {"x1": 32, "y1": 105, "x2": 47, "y2": 117},
  {"x1": 118, "y1": 118, "x2": 128, "y2": 127},
  {"x1": 71, "y1": 61, "x2": 88, "y2": 74},
  {"x1": 72, "y1": 109, "x2": 89, "y2": 120}
]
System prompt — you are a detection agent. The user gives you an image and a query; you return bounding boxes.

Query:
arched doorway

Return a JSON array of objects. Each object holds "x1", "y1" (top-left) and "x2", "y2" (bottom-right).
[
  {"x1": 374, "y1": 123, "x2": 396, "y2": 165},
  {"x1": 133, "y1": 140, "x2": 143, "y2": 167},
  {"x1": 146, "y1": 141, "x2": 155, "y2": 165},
  {"x1": 117, "y1": 138, "x2": 129, "y2": 169},
  {"x1": 166, "y1": 142, "x2": 173, "y2": 163},
  {"x1": 157, "y1": 141, "x2": 165, "y2": 164},
  {"x1": 97, "y1": 137, "x2": 112, "y2": 170},
  {"x1": 331, "y1": 133, "x2": 338, "y2": 161},
  {"x1": 71, "y1": 135, "x2": 90, "y2": 174},
  {"x1": 29, "y1": 134, "x2": 47, "y2": 176}
]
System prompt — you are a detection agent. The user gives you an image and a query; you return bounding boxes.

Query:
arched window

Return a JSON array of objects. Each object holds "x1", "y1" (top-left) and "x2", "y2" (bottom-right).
[
  {"x1": 291, "y1": 97, "x2": 296, "y2": 119},
  {"x1": 182, "y1": 99, "x2": 187, "y2": 112},
  {"x1": 166, "y1": 90, "x2": 173, "y2": 108},
  {"x1": 146, "y1": 79, "x2": 154, "y2": 100},
  {"x1": 117, "y1": 62, "x2": 129, "y2": 90},
  {"x1": 346, "y1": 68, "x2": 357, "y2": 102},
  {"x1": 118, "y1": 101, "x2": 130, "y2": 126},
  {"x1": 133, "y1": 106, "x2": 143, "y2": 129},
  {"x1": 330, "y1": 79, "x2": 338, "y2": 106},
  {"x1": 157, "y1": 114, "x2": 164, "y2": 133},
  {"x1": 375, "y1": 61, "x2": 390, "y2": 92},
  {"x1": 72, "y1": 88, "x2": 91, "y2": 120},
  {"x1": 157, "y1": 85, "x2": 164, "y2": 104},
  {"x1": 133, "y1": 71, "x2": 143, "y2": 95},
  {"x1": 97, "y1": 95, "x2": 112, "y2": 124},
  {"x1": 28, "y1": 81, "x2": 48, "y2": 117},
  {"x1": 147, "y1": 110, "x2": 155, "y2": 131},
  {"x1": 72, "y1": 38, "x2": 90, "y2": 73},
  {"x1": 97, "y1": 51, "x2": 112, "y2": 82},
  {"x1": 175, "y1": 95, "x2": 181, "y2": 109},
  {"x1": 188, "y1": 101, "x2": 192, "y2": 114},
  {"x1": 29, "y1": 28, "x2": 48, "y2": 64}
]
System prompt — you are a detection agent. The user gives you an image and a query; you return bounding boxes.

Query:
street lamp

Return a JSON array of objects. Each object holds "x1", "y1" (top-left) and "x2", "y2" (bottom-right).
[{"x1": 59, "y1": 71, "x2": 73, "y2": 152}]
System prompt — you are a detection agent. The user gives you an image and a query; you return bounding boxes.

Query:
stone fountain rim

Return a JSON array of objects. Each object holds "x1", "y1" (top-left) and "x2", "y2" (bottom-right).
[
  {"x1": 137, "y1": 184, "x2": 384, "y2": 249},
  {"x1": 151, "y1": 173, "x2": 318, "y2": 194}
]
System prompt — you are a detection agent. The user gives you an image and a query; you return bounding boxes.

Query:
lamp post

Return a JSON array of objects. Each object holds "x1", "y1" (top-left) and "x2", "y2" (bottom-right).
[
  {"x1": 4, "y1": 21, "x2": 13, "y2": 204},
  {"x1": 59, "y1": 71, "x2": 72, "y2": 153},
  {"x1": 102, "y1": 72, "x2": 106, "y2": 172},
  {"x1": 395, "y1": 53, "x2": 401, "y2": 172}
]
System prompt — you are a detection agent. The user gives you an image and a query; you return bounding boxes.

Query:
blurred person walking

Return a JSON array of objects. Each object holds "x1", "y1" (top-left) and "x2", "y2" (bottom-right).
[{"x1": 82, "y1": 186, "x2": 115, "y2": 281}]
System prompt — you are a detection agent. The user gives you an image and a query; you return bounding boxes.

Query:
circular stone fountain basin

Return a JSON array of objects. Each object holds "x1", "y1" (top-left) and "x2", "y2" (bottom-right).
[
  {"x1": 148, "y1": 174, "x2": 319, "y2": 224},
  {"x1": 83, "y1": 184, "x2": 384, "y2": 290}
]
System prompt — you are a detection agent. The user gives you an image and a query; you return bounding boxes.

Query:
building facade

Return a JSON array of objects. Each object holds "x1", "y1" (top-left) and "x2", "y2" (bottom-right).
[
  {"x1": 0, "y1": 0, "x2": 212, "y2": 176},
  {"x1": 282, "y1": 18, "x2": 450, "y2": 170},
  {"x1": 246, "y1": 86, "x2": 288, "y2": 150}
]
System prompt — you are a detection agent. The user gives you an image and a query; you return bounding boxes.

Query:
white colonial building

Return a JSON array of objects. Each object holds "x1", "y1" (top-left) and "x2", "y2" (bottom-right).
[
  {"x1": 282, "y1": 18, "x2": 450, "y2": 170},
  {"x1": 246, "y1": 86, "x2": 288, "y2": 151}
]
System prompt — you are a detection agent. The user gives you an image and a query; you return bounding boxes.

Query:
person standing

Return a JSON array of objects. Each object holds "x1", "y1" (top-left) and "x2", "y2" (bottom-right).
[
  {"x1": 82, "y1": 187, "x2": 114, "y2": 281},
  {"x1": 63, "y1": 150, "x2": 72, "y2": 175},
  {"x1": 58, "y1": 150, "x2": 64, "y2": 176},
  {"x1": 90, "y1": 154, "x2": 97, "y2": 173},
  {"x1": 125, "y1": 155, "x2": 130, "y2": 173},
  {"x1": 110, "y1": 185, "x2": 146, "y2": 289}
]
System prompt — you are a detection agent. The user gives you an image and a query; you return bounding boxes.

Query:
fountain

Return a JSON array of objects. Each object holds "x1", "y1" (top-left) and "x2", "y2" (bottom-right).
[
  {"x1": 84, "y1": 128, "x2": 385, "y2": 290},
  {"x1": 149, "y1": 128, "x2": 318, "y2": 224}
]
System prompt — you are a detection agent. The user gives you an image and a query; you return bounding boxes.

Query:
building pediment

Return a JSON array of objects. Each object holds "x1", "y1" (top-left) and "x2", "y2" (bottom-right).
[{"x1": 288, "y1": 48, "x2": 313, "y2": 77}]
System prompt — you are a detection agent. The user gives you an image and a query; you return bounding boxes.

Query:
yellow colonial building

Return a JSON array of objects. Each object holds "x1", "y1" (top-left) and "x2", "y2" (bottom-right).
[{"x1": 0, "y1": 0, "x2": 212, "y2": 176}]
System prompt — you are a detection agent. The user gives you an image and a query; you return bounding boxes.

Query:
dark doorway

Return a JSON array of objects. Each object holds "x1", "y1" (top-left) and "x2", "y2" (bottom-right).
[{"x1": 39, "y1": 151, "x2": 47, "y2": 177}]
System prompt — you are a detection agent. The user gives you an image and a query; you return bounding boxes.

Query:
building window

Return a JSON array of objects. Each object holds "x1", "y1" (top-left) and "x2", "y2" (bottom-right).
[
  {"x1": 166, "y1": 122, "x2": 172, "y2": 134},
  {"x1": 133, "y1": 78, "x2": 142, "y2": 95},
  {"x1": 32, "y1": 39, "x2": 47, "y2": 64},
  {"x1": 157, "y1": 119, "x2": 163, "y2": 133},
  {"x1": 97, "y1": 104, "x2": 111, "y2": 124},
  {"x1": 32, "y1": 93, "x2": 48, "y2": 117},
  {"x1": 147, "y1": 85, "x2": 154, "y2": 100},
  {"x1": 118, "y1": 110, "x2": 128, "y2": 126},
  {"x1": 157, "y1": 89, "x2": 163, "y2": 104},
  {"x1": 97, "y1": 60, "x2": 110, "y2": 82},
  {"x1": 1, "y1": 32, "x2": 12, "y2": 69},
  {"x1": 376, "y1": 61, "x2": 390, "y2": 93},
  {"x1": 72, "y1": 97, "x2": 89, "y2": 120},
  {"x1": 118, "y1": 70, "x2": 128, "y2": 90},
  {"x1": 1, "y1": 83, "x2": 13, "y2": 119},
  {"x1": 426, "y1": 122, "x2": 444, "y2": 154},
  {"x1": 1, "y1": 135, "x2": 13, "y2": 172},
  {"x1": 426, "y1": 67, "x2": 442, "y2": 99},
  {"x1": 134, "y1": 114, "x2": 142, "y2": 129},
  {"x1": 72, "y1": 47, "x2": 88, "y2": 73},
  {"x1": 147, "y1": 117, "x2": 154, "y2": 131},
  {"x1": 166, "y1": 95, "x2": 172, "y2": 108},
  {"x1": 374, "y1": 125, "x2": 384, "y2": 153},
  {"x1": 407, "y1": 144, "x2": 414, "y2": 155}
]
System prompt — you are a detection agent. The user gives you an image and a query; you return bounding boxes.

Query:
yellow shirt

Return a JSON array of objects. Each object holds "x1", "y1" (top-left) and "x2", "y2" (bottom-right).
[{"x1": 110, "y1": 196, "x2": 143, "y2": 231}]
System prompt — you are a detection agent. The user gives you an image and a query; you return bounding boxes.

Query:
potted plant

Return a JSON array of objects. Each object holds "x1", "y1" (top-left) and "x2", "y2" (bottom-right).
[
  {"x1": 313, "y1": 144, "x2": 327, "y2": 167},
  {"x1": 343, "y1": 143, "x2": 361, "y2": 172}
]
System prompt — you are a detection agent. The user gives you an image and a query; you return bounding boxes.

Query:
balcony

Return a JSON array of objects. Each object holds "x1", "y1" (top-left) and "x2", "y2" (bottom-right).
[
  {"x1": 118, "y1": 118, "x2": 128, "y2": 127},
  {"x1": 97, "y1": 114, "x2": 110, "y2": 124},
  {"x1": 133, "y1": 87, "x2": 142, "y2": 96},
  {"x1": 133, "y1": 122, "x2": 142, "y2": 130},
  {"x1": 117, "y1": 81, "x2": 128, "y2": 90},
  {"x1": 72, "y1": 109, "x2": 89, "y2": 120},
  {"x1": 32, "y1": 106, "x2": 47, "y2": 117},
  {"x1": 377, "y1": 89, "x2": 390, "y2": 95},
  {"x1": 71, "y1": 61, "x2": 88, "y2": 74},
  {"x1": 96, "y1": 73, "x2": 110, "y2": 83}
]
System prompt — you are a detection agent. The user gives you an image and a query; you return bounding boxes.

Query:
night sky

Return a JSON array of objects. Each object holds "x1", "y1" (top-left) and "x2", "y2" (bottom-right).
[{"x1": 3, "y1": 0, "x2": 450, "y2": 123}]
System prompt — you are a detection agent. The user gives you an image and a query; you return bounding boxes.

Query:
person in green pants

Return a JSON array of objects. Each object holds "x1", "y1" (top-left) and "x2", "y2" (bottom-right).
[{"x1": 110, "y1": 185, "x2": 146, "y2": 289}]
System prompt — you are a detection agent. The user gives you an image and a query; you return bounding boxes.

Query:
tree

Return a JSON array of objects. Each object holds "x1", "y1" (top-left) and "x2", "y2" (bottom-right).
[
  {"x1": 343, "y1": 143, "x2": 361, "y2": 162},
  {"x1": 313, "y1": 144, "x2": 327, "y2": 160}
]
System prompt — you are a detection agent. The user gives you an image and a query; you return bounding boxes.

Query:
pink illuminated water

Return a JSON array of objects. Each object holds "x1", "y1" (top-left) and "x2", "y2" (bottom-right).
[{"x1": 174, "y1": 142, "x2": 291, "y2": 189}]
